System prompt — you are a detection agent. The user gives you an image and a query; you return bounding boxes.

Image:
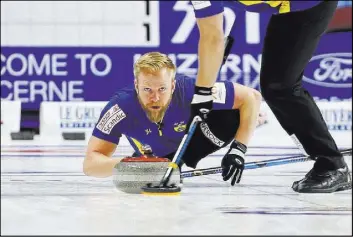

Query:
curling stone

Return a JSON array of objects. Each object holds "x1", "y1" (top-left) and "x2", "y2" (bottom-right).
[{"x1": 113, "y1": 156, "x2": 181, "y2": 194}]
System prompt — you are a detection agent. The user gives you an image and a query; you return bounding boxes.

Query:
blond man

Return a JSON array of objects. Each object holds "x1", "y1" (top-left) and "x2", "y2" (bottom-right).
[{"x1": 83, "y1": 52, "x2": 262, "y2": 186}]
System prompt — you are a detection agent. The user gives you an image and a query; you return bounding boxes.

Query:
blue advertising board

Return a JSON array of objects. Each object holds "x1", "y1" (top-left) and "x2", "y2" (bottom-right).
[{"x1": 1, "y1": 1, "x2": 351, "y2": 129}]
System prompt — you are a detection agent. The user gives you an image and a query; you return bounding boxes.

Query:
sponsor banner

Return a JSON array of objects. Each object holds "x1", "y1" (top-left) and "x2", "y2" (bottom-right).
[
  {"x1": 316, "y1": 101, "x2": 352, "y2": 132},
  {"x1": 1, "y1": 1, "x2": 351, "y2": 131},
  {"x1": 39, "y1": 101, "x2": 107, "y2": 139},
  {"x1": 257, "y1": 100, "x2": 352, "y2": 149},
  {"x1": 302, "y1": 32, "x2": 352, "y2": 100},
  {"x1": 260, "y1": 100, "x2": 351, "y2": 131},
  {"x1": 0, "y1": 100, "x2": 21, "y2": 137},
  {"x1": 1, "y1": 48, "x2": 150, "y2": 111}
]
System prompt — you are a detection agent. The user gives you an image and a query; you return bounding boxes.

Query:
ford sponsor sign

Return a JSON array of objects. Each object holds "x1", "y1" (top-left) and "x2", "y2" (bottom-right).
[{"x1": 303, "y1": 53, "x2": 352, "y2": 88}]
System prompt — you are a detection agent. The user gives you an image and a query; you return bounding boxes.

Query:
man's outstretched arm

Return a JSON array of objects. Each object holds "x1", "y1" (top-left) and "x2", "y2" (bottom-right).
[{"x1": 83, "y1": 136, "x2": 122, "y2": 178}]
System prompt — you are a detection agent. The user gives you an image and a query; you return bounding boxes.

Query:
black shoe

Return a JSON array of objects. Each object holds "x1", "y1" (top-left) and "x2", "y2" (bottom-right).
[{"x1": 292, "y1": 165, "x2": 352, "y2": 193}]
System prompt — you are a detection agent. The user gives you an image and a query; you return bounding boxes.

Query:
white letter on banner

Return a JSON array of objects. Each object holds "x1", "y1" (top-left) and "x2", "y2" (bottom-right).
[
  {"x1": 75, "y1": 54, "x2": 92, "y2": 76},
  {"x1": 177, "y1": 54, "x2": 197, "y2": 75},
  {"x1": 49, "y1": 81, "x2": 67, "y2": 101},
  {"x1": 245, "y1": 12, "x2": 260, "y2": 44},
  {"x1": 52, "y1": 54, "x2": 68, "y2": 76},
  {"x1": 28, "y1": 54, "x2": 50, "y2": 76},
  {"x1": 220, "y1": 54, "x2": 241, "y2": 75},
  {"x1": 68, "y1": 81, "x2": 84, "y2": 101},
  {"x1": 0, "y1": 80, "x2": 13, "y2": 100},
  {"x1": 30, "y1": 81, "x2": 48, "y2": 102},
  {"x1": 60, "y1": 105, "x2": 71, "y2": 120},
  {"x1": 171, "y1": 1, "x2": 196, "y2": 44},
  {"x1": 14, "y1": 81, "x2": 29, "y2": 102},
  {"x1": 243, "y1": 54, "x2": 261, "y2": 88},
  {"x1": 224, "y1": 7, "x2": 236, "y2": 37},
  {"x1": 1, "y1": 54, "x2": 6, "y2": 76},
  {"x1": 7, "y1": 54, "x2": 27, "y2": 76},
  {"x1": 243, "y1": 54, "x2": 261, "y2": 74},
  {"x1": 75, "y1": 106, "x2": 83, "y2": 120},
  {"x1": 90, "y1": 54, "x2": 112, "y2": 76},
  {"x1": 171, "y1": 3, "x2": 237, "y2": 44}
]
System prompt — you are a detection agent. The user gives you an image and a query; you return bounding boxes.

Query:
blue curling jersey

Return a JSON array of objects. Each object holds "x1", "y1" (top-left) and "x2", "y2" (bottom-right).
[
  {"x1": 92, "y1": 75, "x2": 235, "y2": 157},
  {"x1": 191, "y1": 1, "x2": 322, "y2": 18}
]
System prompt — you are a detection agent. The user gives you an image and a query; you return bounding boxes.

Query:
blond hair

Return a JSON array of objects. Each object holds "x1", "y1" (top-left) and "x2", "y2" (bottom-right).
[{"x1": 133, "y1": 52, "x2": 176, "y2": 79}]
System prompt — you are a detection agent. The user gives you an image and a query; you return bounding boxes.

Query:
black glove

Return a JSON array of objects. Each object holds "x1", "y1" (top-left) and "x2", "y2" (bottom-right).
[{"x1": 221, "y1": 140, "x2": 247, "y2": 185}]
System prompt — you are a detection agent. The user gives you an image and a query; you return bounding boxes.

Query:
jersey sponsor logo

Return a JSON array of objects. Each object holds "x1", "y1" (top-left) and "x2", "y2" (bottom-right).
[
  {"x1": 96, "y1": 104, "x2": 126, "y2": 134},
  {"x1": 200, "y1": 122, "x2": 225, "y2": 147},
  {"x1": 212, "y1": 82, "x2": 227, "y2": 104},
  {"x1": 303, "y1": 53, "x2": 352, "y2": 88},
  {"x1": 174, "y1": 121, "x2": 186, "y2": 132},
  {"x1": 191, "y1": 1, "x2": 211, "y2": 10}
]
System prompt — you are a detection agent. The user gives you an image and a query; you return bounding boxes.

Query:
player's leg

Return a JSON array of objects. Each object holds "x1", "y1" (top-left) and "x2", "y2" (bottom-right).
[
  {"x1": 164, "y1": 109, "x2": 240, "y2": 169},
  {"x1": 260, "y1": 0, "x2": 341, "y2": 164},
  {"x1": 259, "y1": 0, "x2": 351, "y2": 192}
]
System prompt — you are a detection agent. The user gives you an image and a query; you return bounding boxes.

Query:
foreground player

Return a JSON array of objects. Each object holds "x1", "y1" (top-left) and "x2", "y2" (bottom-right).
[
  {"x1": 189, "y1": 0, "x2": 351, "y2": 193},
  {"x1": 83, "y1": 52, "x2": 262, "y2": 185}
]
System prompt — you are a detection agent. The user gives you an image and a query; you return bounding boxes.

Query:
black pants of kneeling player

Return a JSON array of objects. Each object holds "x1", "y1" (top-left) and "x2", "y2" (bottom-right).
[
  {"x1": 259, "y1": 0, "x2": 345, "y2": 170},
  {"x1": 164, "y1": 109, "x2": 240, "y2": 169}
]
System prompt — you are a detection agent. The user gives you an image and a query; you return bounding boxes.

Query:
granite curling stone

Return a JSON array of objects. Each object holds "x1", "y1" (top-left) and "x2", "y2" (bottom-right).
[{"x1": 113, "y1": 156, "x2": 181, "y2": 194}]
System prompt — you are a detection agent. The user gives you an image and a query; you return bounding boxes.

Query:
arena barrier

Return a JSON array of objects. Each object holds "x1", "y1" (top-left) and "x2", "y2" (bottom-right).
[
  {"x1": 37, "y1": 100, "x2": 351, "y2": 148},
  {"x1": 257, "y1": 100, "x2": 352, "y2": 149},
  {"x1": 39, "y1": 101, "x2": 107, "y2": 141},
  {"x1": 1, "y1": 100, "x2": 22, "y2": 140}
]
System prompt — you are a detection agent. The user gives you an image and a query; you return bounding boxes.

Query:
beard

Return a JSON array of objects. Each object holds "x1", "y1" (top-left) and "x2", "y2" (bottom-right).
[{"x1": 138, "y1": 96, "x2": 172, "y2": 123}]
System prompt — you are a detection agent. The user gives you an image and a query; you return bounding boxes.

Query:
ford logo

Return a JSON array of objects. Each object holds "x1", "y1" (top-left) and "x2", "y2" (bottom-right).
[{"x1": 303, "y1": 53, "x2": 352, "y2": 88}]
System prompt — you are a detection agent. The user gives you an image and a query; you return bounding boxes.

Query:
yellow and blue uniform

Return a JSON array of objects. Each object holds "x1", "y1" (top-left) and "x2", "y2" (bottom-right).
[{"x1": 191, "y1": 0, "x2": 322, "y2": 18}]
